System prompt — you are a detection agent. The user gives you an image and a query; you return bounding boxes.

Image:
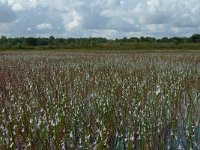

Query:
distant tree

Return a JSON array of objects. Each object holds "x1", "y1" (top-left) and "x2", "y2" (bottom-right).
[
  {"x1": 49, "y1": 36, "x2": 55, "y2": 45},
  {"x1": 145, "y1": 37, "x2": 156, "y2": 43},
  {"x1": 0, "y1": 36, "x2": 7, "y2": 45},
  {"x1": 170, "y1": 37, "x2": 182, "y2": 44},
  {"x1": 159, "y1": 37, "x2": 169, "y2": 43},
  {"x1": 140, "y1": 36, "x2": 146, "y2": 42},
  {"x1": 1, "y1": 36, "x2": 7, "y2": 40},
  {"x1": 37, "y1": 38, "x2": 48, "y2": 46},
  {"x1": 190, "y1": 34, "x2": 200, "y2": 43},
  {"x1": 129, "y1": 37, "x2": 139, "y2": 42},
  {"x1": 1, "y1": 34, "x2": 200, "y2": 50},
  {"x1": 25, "y1": 37, "x2": 37, "y2": 46}
]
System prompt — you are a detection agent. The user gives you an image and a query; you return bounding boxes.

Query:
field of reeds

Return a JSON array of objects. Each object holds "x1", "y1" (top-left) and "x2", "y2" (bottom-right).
[{"x1": 0, "y1": 51, "x2": 200, "y2": 149}]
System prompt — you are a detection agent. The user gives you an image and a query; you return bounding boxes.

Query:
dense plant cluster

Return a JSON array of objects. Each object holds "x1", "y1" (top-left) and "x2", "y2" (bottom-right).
[
  {"x1": 0, "y1": 34, "x2": 200, "y2": 50},
  {"x1": 0, "y1": 51, "x2": 200, "y2": 149}
]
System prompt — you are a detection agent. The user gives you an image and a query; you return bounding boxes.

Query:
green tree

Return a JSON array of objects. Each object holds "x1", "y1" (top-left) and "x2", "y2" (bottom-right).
[{"x1": 190, "y1": 34, "x2": 200, "y2": 43}]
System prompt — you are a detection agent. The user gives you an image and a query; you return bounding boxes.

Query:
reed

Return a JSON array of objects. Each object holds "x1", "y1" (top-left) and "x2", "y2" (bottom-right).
[{"x1": 0, "y1": 51, "x2": 199, "y2": 149}]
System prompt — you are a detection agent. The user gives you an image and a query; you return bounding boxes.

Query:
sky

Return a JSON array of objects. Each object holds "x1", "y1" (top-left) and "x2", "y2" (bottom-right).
[{"x1": 0, "y1": 0, "x2": 200, "y2": 39}]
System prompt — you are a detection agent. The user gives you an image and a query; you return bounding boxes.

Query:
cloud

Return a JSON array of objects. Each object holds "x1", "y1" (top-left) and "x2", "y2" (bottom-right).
[
  {"x1": 0, "y1": 0, "x2": 200, "y2": 38},
  {"x1": 0, "y1": 2, "x2": 17, "y2": 23},
  {"x1": 12, "y1": 3, "x2": 23, "y2": 11},
  {"x1": 36, "y1": 23, "x2": 53, "y2": 30},
  {"x1": 6, "y1": 0, "x2": 38, "y2": 11},
  {"x1": 63, "y1": 10, "x2": 81, "y2": 30},
  {"x1": 27, "y1": 27, "x2": 32, "y2": 31}
]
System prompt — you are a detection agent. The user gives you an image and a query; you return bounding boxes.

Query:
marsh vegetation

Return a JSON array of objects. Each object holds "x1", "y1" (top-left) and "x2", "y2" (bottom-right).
[{"x1": 0, "y1": 51, "x2": 200, "y2": 149}]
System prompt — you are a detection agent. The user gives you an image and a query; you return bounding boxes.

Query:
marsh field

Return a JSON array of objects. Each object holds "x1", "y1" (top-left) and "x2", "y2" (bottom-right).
[{"x1": 0, "y1": 50, "x2": 200, "y2": 149}]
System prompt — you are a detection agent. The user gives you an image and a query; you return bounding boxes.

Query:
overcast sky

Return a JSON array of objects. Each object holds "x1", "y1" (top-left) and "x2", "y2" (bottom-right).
[{"x1": 0, "y1": 0, "x2": 200, "y2": 38}]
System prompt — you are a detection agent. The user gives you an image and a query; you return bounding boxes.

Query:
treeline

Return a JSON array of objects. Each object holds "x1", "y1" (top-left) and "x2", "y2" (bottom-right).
[{"x1": 0, "y1": 34, "x2": 200, "y2": 50}]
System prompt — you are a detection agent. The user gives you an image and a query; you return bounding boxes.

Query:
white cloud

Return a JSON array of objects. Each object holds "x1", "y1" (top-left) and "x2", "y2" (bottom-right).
[
  {"x1": 6, "y1": 0, "x2": 38, "y2": 10},
  {"x1": 12, "y1": 3, "x2": 23, "y2": 11},
  {"x1": 0, "y1": 0, "x2": 200, "y2": 38},
  {"x1": 63, "y1": 10, "x2": 81, "y2": 30},
  {"x1": 36, "y1": 23, "x2": 53, "y2": 30},
  {"x1": 27, "y1": 27, "x2": 32, "y2": 31}
]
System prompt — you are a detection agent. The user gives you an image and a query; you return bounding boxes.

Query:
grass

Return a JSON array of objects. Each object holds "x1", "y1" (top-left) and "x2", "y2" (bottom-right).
[{"x1": 0, "y1": 51, "x2": 200, "y2": 149}]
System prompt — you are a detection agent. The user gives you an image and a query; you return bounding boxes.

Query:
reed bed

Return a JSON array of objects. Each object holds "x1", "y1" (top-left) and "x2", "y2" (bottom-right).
[{"x1": 0, "y1": 51, "x2": 200, "y2": 149}]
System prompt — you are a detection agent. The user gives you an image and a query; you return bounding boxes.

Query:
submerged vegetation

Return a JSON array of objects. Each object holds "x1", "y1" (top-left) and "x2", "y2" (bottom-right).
[{"x1": 0, "y1": 51, "x2": 200, "y2": 149}]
